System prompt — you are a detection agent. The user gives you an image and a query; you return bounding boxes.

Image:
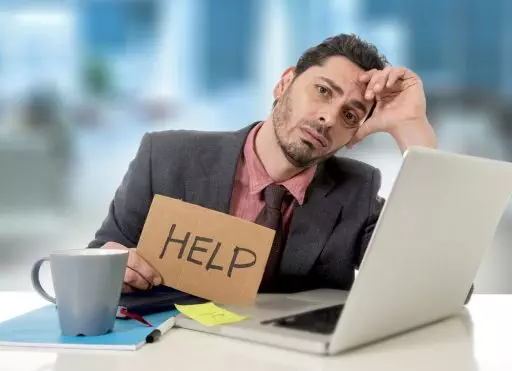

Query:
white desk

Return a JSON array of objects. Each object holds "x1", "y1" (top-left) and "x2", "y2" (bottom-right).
[{"x1": 0, "y1": 292, "x2": 509, "y2": 371}]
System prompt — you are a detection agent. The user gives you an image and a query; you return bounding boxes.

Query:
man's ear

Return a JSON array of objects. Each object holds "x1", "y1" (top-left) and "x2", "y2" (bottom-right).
[{"x1": 273, "y1": 67, "x2": 295, "y2": 100}]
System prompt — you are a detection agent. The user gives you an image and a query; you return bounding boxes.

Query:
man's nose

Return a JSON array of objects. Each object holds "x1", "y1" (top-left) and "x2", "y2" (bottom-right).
[{"x1": 317, "y1": 110, "x2": 337, "y2": 129}]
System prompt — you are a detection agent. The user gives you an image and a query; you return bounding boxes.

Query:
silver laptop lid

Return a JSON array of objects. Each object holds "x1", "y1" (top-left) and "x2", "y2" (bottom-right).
[{"x1": 329, "y1": 147, "x2": 512, "y2": 353}]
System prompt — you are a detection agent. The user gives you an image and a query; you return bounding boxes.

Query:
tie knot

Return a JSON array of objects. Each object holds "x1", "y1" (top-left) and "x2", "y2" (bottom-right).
[{"x1": 263, "y1": 184, "x2": 287, "y2": 210}]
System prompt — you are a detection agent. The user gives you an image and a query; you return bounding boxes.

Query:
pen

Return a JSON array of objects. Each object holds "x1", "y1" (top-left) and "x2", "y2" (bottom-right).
[{"x1": 145, "y1": 316, "x2": 176, "y2": 343}]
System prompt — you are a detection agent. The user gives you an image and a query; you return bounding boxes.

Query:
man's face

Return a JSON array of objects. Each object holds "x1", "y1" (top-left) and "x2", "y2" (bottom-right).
[{"x1": 272, "y1": 56, "x2": 373, "y2": 168}]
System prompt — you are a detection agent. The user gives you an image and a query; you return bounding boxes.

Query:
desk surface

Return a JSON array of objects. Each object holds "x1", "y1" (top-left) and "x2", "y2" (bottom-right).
[{"x1": 0, "y1": 292, "x2": 509, "y2": 371}]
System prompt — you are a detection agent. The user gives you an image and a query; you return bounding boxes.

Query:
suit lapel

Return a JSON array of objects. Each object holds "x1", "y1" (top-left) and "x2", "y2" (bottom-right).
[
  {"x1": 184, "y1": 124, "x2": 345, "y2": 277},
  {"x1": 185, "y1": 124, "x2": 255, "y2": 213},
  {"x1": 280, "y1": 162, "x2": 345, "y2": 277}
]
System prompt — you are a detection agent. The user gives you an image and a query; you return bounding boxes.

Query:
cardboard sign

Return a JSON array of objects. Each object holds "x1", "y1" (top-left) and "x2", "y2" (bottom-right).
[{"x1": 136, "y1": 195, "x2": 275, "y2": 304}]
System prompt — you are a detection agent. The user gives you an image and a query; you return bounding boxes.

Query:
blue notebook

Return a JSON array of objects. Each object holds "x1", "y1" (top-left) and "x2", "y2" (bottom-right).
[{"x1": 0, "y1": 305, "x2": 179, "y2": 351}]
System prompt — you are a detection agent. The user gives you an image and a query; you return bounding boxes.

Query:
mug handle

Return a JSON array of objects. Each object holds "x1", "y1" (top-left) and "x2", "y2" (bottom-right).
[{"x1": 31, "y1": 258, "x2": 56, "y2": 304}]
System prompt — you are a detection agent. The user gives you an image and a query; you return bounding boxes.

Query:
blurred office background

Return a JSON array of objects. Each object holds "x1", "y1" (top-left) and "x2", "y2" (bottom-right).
[{"x1": 0, "y1": 0, "x2": 511, "y2": 293}]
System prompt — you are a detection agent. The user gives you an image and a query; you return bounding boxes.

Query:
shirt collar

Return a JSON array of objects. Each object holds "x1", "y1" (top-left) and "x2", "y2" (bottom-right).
[{"x1": 243, "y1": 122, "x2": 317, "y2": 205}]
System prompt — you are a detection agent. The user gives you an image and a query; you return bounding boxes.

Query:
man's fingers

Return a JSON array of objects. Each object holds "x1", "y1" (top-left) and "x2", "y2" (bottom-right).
[
  {"x1": 124, "y1": 267, "x2": 152, "y2": 290},
  {"x1": 102, "y1": 242, "x2": 162, "y2": 291},
  {"x1": 127, "y1": 249, "x2": 162, "y2": 286},
  {"x1": 386, "y1": 67, "x2": 406, "y2": 88},
  {"x1": 122, "y1": 283, "x2": 136, "y2": 293},
  {"x1": 362, "y1": 67, "x2": 409, "y2": 100},
  {"x1": 365, "y1": 67, "x2": 391, "y2": 100},
  {"x1": 358, "y1": 69, "x2": 377, "y2": 83},
  {"x1": 372, "y1": 66, "x2": 392, "y2": 93},
  {"x1": 365, "y1": 74, "x2": 380, "y2": 100},
  {"x1": 103, "y1": 241, "x2": 129, "y2": 251}
]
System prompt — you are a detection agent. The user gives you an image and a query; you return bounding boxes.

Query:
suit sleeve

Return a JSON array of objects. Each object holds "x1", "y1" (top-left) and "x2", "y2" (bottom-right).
[
  {"x1": 355, "y1": 168, "x2": 384, "y2": 269},
  {"x1": 87, "y1": 133, "x2": 154, "y2": 249}
]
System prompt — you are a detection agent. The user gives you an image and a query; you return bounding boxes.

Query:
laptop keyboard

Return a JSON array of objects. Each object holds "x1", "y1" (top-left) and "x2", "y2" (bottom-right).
[{"x1": 261, "y1": 304, "x2": 344, "y2": 335}]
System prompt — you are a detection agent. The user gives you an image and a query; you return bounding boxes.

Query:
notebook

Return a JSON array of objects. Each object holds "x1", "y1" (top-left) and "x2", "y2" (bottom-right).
[
  {"x1": 118, "y1": 286, "x2": 206, "y2": 315},
  {"x1": 0, "y1": 305, "x2": 178, "y2": 351}
]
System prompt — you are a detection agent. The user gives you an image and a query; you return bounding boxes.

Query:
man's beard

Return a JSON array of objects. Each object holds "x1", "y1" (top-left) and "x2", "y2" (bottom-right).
[{"x1": 272, "y1": 90, "x2": 334, "y2": 168}]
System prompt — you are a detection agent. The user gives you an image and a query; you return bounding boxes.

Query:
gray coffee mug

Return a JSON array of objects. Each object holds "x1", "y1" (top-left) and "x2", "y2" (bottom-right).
[{"x1": 31, "y1": 249, "x2": 128, "y2": 336}]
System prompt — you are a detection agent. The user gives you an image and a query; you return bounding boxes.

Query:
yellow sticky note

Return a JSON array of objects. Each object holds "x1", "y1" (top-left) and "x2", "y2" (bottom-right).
[{"x1": 175, "y1": 302, "x2": 248, "y2": 327}]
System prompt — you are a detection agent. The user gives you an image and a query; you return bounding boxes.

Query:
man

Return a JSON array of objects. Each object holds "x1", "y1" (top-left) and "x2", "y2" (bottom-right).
[{"x1": 88, "y1": 34, "x2": 436, "y2": 294}]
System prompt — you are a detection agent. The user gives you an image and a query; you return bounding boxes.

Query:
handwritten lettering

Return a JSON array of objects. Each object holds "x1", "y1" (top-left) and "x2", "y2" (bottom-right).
[
  {"x1": 160, "y1": 224, "x2": 257, "y2": 277},
  {"x1": 206, "y1": 242, "x2": 223, "y2": 272},
  {"x1": 187, "y1": 236, "x2": 212, "y2": 265},
  {"x1": 159, "y1": 224, "x2": 190, "y2": 259},
  {"x1": 228, "y1": 247, "x2": 257, "y2": 278}
]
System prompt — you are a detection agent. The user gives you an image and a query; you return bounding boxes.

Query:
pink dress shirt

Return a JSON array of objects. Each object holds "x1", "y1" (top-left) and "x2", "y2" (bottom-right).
[{"x1": 229, "y1": 122, "x2": 317, "y2": 237}]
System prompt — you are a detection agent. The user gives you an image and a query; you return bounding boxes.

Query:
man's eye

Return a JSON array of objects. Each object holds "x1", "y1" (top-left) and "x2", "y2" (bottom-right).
[
  {"x1": 316, "y1": 85, "x2": 329, "y2": 96},
  {"x1": 345, "y1": 112, "x2": 356, "y2": 121},
  {"x1": 344, "y1": 112, "x2": 360, "y2": 127}
]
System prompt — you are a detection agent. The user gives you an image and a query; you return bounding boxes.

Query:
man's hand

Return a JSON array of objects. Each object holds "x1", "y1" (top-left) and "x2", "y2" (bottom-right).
[
  {"x1": 103, "y1": 242, "x2": 162, "y2": 293},
  {"x1": 347, "y1": 66, "x2": 437, "y2": 153}
]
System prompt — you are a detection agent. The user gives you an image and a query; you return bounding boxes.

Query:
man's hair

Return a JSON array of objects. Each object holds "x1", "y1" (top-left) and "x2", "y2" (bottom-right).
[
  {"x1": 295, "y1": 33, "x2": 388, "y2": 77},
  {"x1": 273, "y1": 34, "x2": 389, "y2": 110}
]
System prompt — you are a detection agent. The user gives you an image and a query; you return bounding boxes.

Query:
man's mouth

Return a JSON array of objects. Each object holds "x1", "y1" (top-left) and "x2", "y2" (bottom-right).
[{"x1": 300, "y1": 126, "x2": 329, "y2": 148}]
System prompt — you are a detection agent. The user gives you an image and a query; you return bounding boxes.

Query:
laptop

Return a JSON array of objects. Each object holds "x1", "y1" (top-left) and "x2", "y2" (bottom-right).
[{"x1": 175, "y1": 146, "x2": 512, "y2": 355}]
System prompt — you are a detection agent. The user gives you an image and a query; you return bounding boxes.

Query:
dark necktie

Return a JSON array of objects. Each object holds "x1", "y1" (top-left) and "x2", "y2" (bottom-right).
[{"x1": 255, "y1": 184, "x2": 288, "y2": 291}]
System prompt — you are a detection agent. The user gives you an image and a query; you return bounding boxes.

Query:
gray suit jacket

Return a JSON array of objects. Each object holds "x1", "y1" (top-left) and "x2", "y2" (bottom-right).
[{"x1": 88, "y1": 124, "x2": 383, "y2": 293}]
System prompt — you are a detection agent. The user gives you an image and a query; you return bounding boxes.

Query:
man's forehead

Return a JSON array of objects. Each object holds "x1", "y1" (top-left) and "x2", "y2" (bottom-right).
[{"x1": 304, "y1": 58, "x2": 367, "y2": 93}]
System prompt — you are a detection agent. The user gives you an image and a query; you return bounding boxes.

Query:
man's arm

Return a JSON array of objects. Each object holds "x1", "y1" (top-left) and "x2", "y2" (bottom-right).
[{"x1": 88, "y1": 133, "x2": 154, "y2": 249}]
